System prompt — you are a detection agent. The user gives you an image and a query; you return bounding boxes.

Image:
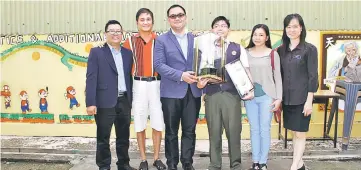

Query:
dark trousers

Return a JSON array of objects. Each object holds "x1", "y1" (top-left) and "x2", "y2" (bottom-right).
[
  {"x1": 161, "y1": 87, "x2": 201, "y2": 167},
  {"x1": 95, "y1": 96, "x2": 131, "y2": 169}
]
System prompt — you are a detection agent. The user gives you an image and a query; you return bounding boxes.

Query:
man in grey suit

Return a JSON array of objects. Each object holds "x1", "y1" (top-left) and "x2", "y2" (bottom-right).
[
  {"x1": 153, "y1": 4, "x2": 201, "y2": 170},
  {"x1": 85, "y1": 20, "x2": 135, "y2": 170}
]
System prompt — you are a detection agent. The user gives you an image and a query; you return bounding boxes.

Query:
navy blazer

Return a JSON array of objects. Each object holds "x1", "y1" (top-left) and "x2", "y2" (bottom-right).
[{"x1": 85, "y1": 43, "x2": 133, "y2": 108}]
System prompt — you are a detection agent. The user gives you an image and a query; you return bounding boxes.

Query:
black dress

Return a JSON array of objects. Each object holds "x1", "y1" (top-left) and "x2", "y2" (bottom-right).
[{"x1": 278, "y1": 42, "x2": 319, "y2": 132}]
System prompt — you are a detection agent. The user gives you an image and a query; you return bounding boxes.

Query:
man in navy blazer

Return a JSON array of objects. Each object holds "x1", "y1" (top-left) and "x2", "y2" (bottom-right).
[
  {"x1": 153, "y1": 5, "x2": 201, "y2": 170},
  {"x1": 85, "y1": 20, "x2": 135, "y2": 170}
]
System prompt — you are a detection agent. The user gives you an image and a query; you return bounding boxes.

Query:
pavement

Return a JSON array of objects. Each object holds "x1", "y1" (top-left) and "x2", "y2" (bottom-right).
[
  {"x1": 1, "y1": 136, "x2": 361, "y2": 170},
  {"x1": 69, "y1": 156, "x2": 361, "y2": 170}
]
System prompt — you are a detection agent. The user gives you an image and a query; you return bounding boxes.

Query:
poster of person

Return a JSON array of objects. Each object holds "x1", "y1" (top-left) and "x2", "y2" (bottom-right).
[{"x1": 321, "y1": 31, "x2": 361, "y2": 111}]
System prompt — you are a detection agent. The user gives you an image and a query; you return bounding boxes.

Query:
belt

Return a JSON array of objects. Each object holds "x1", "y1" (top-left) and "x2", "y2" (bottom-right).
[
  {"x1": 134, "y1": 76, "x2": 161, "y2": 82},
  {"x1": 118, "y1": 91, "x2": 126, "y2": 97}
]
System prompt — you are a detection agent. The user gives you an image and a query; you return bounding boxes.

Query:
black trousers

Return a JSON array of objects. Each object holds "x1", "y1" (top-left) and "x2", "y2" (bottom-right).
[
  {"x1": 95, "y1": 95, "x2": 131, "y2": 169},
  {"x1": 161, "y1": 87, "x2": 201, "y2": 166}
]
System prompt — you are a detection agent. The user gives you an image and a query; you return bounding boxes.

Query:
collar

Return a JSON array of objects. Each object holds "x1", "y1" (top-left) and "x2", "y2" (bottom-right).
[
  {"x1": 214, "y1": 33, "x2": 230, "y2": 47},
  {"x1": 107, "y1": 43, "x2": 121, "y2": 54},
  {"x1": 222, "y1": 37, "x2": 231, "y2": 46},
  {"x1": 171, "y1": 27, "x2": 188, "y2": 38},
  {"x1": 287, "y1": 42, "x2": 305, "y2": 51},
  {"x1": 134, "y1": 32, "x2": 157, "y2": 38},
  {"x1": 133, "y1": 32, "x2": 157, "y2": 43}
]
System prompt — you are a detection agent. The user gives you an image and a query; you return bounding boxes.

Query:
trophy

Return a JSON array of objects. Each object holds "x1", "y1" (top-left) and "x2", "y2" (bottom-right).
[{"x1": 193, "y1": 32, "x2": 227, "y2": 84}]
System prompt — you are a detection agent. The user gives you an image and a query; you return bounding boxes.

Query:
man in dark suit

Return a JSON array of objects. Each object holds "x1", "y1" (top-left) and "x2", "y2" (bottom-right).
[
  {"x1": 153, "y1": 4, "x2": 201, "y2": 170},
  {"x1": 85, "y1": 20, "x2": 135, "y2": 170}
]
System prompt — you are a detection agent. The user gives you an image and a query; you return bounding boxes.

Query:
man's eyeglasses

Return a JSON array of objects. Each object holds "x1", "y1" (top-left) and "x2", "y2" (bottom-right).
[
  {"x1": 106, "y1": 30, "x2": 123, "y2": 35},
  {"x1": 168, "y1": 13, "x2": 185, "y2": 19},
  {"x1": 213, "y1": 24, "x2": 229, "y2": 28}
]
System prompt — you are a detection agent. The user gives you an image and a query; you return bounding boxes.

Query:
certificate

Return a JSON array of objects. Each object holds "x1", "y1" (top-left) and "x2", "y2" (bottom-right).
[{"x1": 225, "y1": 59, "x2": 254, "y2": 98}]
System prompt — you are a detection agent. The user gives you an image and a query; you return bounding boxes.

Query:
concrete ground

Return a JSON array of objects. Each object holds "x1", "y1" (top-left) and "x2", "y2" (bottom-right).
[
  {"x1": 69, "y1": 156, "x2": 361, "y2": 170},
  {"x1": 2, "y1": 158, "x2": 361, "y2": 170},
  {"x1": 1, "y1": 161, "x2": 73, "y2": 170},
  {"x1": 1, "y1": 136, "x2": 361, "y2": 170}
]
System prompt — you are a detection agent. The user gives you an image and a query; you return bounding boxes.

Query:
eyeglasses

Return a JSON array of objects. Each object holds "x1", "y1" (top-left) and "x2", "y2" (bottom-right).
[
  {"x1": 213, "y1": 24, "x2": 228, "y2": 28},
  {"x1": 168, "y1": 13, "x2": 185, "y2": 19},
  {"x1": 106, "y1": 30, "x2": 123, "y2": 35}
]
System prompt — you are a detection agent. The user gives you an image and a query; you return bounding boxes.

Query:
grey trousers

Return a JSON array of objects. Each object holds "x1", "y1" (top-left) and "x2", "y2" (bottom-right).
[{"x1": 205, "y1": 91, "x2": 242, "y2": 170}]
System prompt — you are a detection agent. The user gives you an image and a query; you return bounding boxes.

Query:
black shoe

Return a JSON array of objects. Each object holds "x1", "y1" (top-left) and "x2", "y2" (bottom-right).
[
  {"x1": 259, "y1": 164, "x2": 267, "y2": 170},
  {"x1": 167, "y1": 164, "x2": 177, "y2": 170},
  {"x1": 139, "y1": 160, "x2": 148, "y2": 170},
  {"x1": 298, "y1": 164, "x2": 305, "y2": 170},
  {"x1": 118, "y1": 164, "x2": 137, "y2": 170},
  {"x1": 99, "y1": 168, "x2": 110, "y2": 170},
  {"x1": 182, "y1": 163, "x2": 194, "y2": 170},
  {"x1": 153, "y1": 159, "x2": 166, "y2": 170},
  {"x1": 249, "y1": 163, "x2": 260, "y2": 170}
]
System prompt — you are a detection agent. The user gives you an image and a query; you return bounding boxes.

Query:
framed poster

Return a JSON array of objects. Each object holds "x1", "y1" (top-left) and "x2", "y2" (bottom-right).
[{"x1": 321, "y1": 31, "x2": 361, "y2": 111}]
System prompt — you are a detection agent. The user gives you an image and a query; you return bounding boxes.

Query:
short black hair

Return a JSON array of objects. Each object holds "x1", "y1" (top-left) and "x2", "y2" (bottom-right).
[
  {"x1": 211, "y1": 16, "x2": 230, "y2": 28},
  {"x1": 167, "y1": 4, "x2": 186, "y2": 16},
  {"x1": 104, "y1": 20, "x2": 122, "y2": 32},
  {"x1": 136, "y1": 8, "x2": 154, "y2": 24}
]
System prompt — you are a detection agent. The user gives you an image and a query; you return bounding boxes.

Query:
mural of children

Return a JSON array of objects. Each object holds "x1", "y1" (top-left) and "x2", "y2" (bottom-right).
[
  {"x1": 64, "y1": 86, "x2": 80, "y2": 109},
  {"x1": 38, "y1": 88, "x2": 48, "y2": 113},
  {"x1": 20, "y1": 91, "x2": 32, "y2": 114},
  {"x1": 328, "y1": 41, "x2": 360, "y2": 78},
  {"x1": 1, "y1": 85, "x2": 11, "y2": 109}
]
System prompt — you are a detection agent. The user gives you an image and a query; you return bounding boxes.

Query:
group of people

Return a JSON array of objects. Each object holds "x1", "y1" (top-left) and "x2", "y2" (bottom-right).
[{"x1": 85, "y1": 4, "x2": 318, "y2": 170}]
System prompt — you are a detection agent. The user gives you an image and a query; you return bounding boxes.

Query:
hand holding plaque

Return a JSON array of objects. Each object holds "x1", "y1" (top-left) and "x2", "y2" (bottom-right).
[
  {"x1": 225, "y1": 59, "x2": 254, "y2": 98},
  {"x1": 193, "y1": 32, "x2": 227, "y2": 84}
]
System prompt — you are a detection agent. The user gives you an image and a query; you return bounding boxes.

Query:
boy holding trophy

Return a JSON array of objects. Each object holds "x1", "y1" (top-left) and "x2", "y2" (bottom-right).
[{"x1": 196, "y1": 16, "x2": 254, "y2": 170}]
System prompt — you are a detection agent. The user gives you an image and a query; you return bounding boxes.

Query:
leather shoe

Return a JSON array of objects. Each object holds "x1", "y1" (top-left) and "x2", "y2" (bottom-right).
[
  {"x1": 118, "y1": 164, "x2": 136, "y2": 170},
  {"x1": 153, "y1": 159, "x2": 166, "y2": 170},
  {"x1": 167, "y1": 164, "x2": 177, "y2": 170},
  {"x1": 182, "y1": 163, "x2": 194, "y2": 170}
]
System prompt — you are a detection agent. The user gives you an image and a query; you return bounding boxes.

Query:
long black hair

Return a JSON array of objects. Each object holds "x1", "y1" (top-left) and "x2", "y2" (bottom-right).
[
  {"x1": 246, "y1": 24, "x2": 272, "y2": 49},
  {"x1": 281, "y1": 13, "x2": 307, "y2": 51}
]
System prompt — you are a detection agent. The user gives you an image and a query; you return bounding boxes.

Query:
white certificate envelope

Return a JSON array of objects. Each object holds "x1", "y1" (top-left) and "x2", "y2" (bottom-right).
[{"x1": 225, "y1": 59, "x2": 254, "y2": 98}]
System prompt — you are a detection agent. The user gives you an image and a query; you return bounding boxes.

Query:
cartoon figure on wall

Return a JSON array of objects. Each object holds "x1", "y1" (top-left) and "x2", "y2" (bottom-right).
[
  {"x1": 20, "y1": 90, "x2": 32, "y2": 114},
  {"x1": 65, "y1": 86, "x2": 80, "y2": 109},
  {"x1": 38, "y1": 88, "x2": 49, "y2": 113},
  {"x1": 1, "y1": 85, "x2": 11, "y2": 109},
  {"x1": 328, "y1": 41, "x2": 360, "y2": 78},
  {"x1": 4, "y1": 96, "x2": 11, "y2": 109}
]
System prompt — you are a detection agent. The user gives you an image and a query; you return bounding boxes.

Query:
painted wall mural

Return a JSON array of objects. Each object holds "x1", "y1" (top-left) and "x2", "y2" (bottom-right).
[
  {"x1": 1, "y1": 34, "x2": 92, "y2": 124},
  {"x1": 1, "y1": 31, "x2": 361, "y2": 138}
]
